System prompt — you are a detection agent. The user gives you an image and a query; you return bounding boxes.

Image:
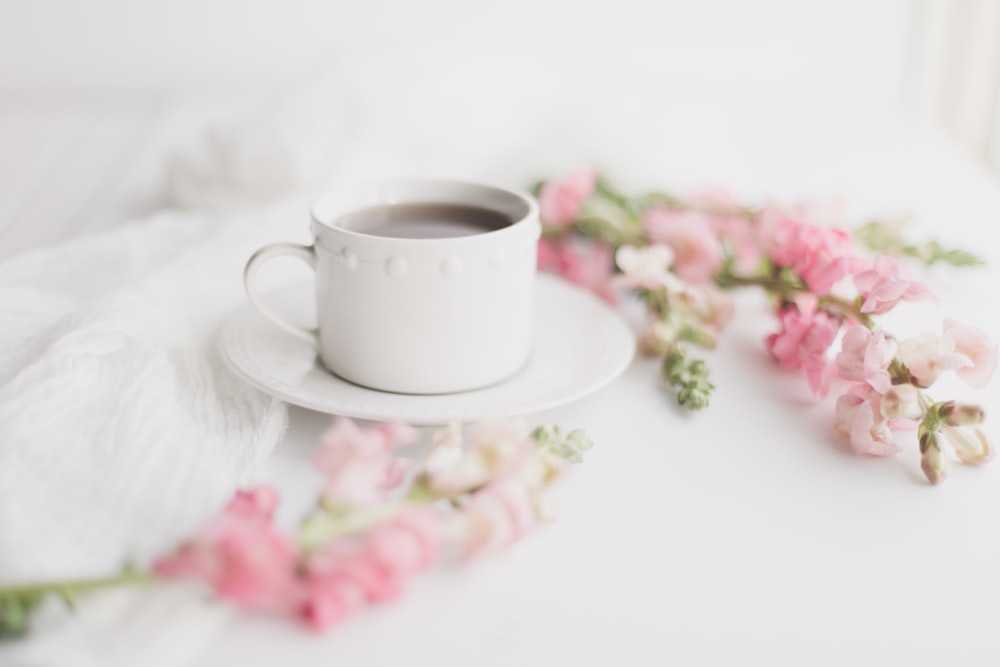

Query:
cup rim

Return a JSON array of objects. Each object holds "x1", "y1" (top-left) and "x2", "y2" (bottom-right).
[{"x1": 309, "y1": 178, "x2": 538, "y2": 244}]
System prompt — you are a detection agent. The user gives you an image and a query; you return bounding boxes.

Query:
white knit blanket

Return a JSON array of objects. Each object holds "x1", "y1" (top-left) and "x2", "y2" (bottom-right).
[
  {"x1": 0, "y1": 205, "x2": 307, "y2": 582},
  {"x1": 0, "y1": 193, "x2": 332, "y2": 664}
]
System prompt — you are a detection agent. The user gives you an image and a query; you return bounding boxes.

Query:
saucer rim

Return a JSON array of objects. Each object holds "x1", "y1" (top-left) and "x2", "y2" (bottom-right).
[{"x1": 219, "y1": 274, "x2": 635, "y2": 425}]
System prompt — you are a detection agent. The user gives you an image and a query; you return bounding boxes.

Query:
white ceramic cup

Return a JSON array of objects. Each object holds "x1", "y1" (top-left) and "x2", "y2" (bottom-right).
[{"x1": 244, "y1": 179, "x2": 540, "y2": 394}]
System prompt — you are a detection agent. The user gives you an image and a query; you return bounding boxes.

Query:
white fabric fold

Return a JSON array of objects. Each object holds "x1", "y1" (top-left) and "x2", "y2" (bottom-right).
[
  {"x1": 0, "y1": 204, "x2": 325, "y2": 582},
  {"x1": 0, "y1": 198, "x2": 329, "y2": 664}
]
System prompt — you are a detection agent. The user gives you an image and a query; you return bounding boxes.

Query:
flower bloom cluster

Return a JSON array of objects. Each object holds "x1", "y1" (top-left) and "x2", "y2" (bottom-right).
[
  {"x1": 538, "y1": 168, "x2": 596, "y2": 227},
  {"x1": 153, "y1": 418, "x2": 591, "y2": 630},
  {"x1": 534, "y1": 169, "x2": 995, "y2": 483},
  {"x1": 765, "y1": 299, "x2": 841, "y2": 396},
  {"x1": 538, "y1": 238, "x2": 617, "y2": 304},
  {"x1": 831, "y1": 318, "x2": 996, "y2": 482},
  {"x1": 763, "y1": 219, "x2": 994, "y2": 482}
]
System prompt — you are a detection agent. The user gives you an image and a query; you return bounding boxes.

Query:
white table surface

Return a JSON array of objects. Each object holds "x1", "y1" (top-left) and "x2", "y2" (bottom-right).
[{"x1": 4, "y1": 100, "x2": 1000, "y2": 666}]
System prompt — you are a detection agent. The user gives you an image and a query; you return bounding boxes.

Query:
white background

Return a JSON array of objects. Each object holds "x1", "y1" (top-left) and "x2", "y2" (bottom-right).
[
  {"x1": 0, "y1": 0, "x2": 919, "y2": 257},
  {"x1": 3, "y1": 2, "x2": 1000, "y2": 666}
]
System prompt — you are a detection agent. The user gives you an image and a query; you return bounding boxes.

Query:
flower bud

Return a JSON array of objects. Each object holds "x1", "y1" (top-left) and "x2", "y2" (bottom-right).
[
  {"x1": 880, "y1": 384, "x2": 923, "y2": 421},
  {"x1": 919, "y1": 434, "x2": 947, "y2": 485},
  {"x1": 943, "y1": 427, "x2": 993, "y2": 465},
  {"x1": 938, "y1": 402, "x2": 985, "y2": 427},
  {"x1": 638, "y1": 321, "x2": 672, "y2": 357}
]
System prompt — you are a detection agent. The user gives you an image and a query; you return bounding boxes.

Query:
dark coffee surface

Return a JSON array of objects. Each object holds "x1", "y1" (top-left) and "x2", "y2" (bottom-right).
[{"x1": 338, "y1": 203, "x2": 512, "y2": 239}]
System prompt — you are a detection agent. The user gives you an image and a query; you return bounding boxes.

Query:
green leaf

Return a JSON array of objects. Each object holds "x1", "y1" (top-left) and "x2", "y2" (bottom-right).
[
  {"x1": 675, "y1": 323, "x2": 716, "y2": 349},
  {"x1": 532, "y1": 425, "x2": 595, "y2": 463},
  {"x1": 854, "y1": 220, "x2": 985, "y2": 267},
  {"x1": 662, "y1": 346, "x2": 714, "y2": 410}
]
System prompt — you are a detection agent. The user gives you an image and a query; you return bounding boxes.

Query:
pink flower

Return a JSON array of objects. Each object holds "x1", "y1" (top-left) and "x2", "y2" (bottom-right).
[
  {"x1": 154, "y1": 486, "x2": 298, "y2": 610},
  {"x1": 558, "y1": 242, "x2": 618, "y2": 304},
  {"x1": 368, "y1": 510, "x2": 439, "y2": 573},
  {"x1": 614, "y1": 244, "x2": 683, "y2": 291},
  {"x1": 689, "y1": 189, "x2": 766, "y2": 272},
  {"x1": 382, "y1": 458, "x2": 414, "y2": 490},
  {"x1": 538, "y1": 169, "x2": 596, "y2": 227},
  {"x1": 299, "y1": 509, "x2": 438, "y2": 631},
  {"x1": 537, "y1": 238, "x2": 617, "y2": 304},
  {"x1": 445, "y1": 478, "x2": 536, "y2": 558},
  {"x1": 225, "y1": 487, "x2": 280, "y2": 521},
  {"x1": 833, "y1": 386, "x2": 900, "y2": 457},
  {"x1": 690, "y1": 285, "x2": 734, "y2": 334},
  {"x1": 853, "y1": 255, "x2": 936, "y2": 315},
  {"x1": 641, "y1": 208, "x2": 724, "y2": 283},
  {"x1": 374, "y1": 422, "x2": 418, "y2": 447},
  {"x1": 943, "y1": 319, "x2": 998, "y2": 389},
  {"x1": 314, "y1": 418, "x2": 414, "y2": 507},
  {"x1": 765, "y1": 303, "x2": 840, "y2": 396},
  {"x1": 835, "y1": 326, "x2": 897, "y2": 394},
  {"x1": 898, "y1": 332, "x2": 969, "y2": 388},
  {"x1": 767, "y1": 216, "x2": 865, "y2": 294},
  {"x1": 537, "y1": 237, "x2": 563, "y2": 272}
]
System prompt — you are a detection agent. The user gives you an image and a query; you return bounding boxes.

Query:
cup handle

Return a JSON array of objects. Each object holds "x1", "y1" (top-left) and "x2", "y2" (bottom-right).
[{"x1": 244, "y1": 243, "x2": 318, "y2": 344}]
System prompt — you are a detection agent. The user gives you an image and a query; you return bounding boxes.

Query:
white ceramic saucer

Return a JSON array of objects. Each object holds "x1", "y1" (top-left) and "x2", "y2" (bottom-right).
[{"x1": 218, "y1": 274, "x2": 635, "y2": 425}]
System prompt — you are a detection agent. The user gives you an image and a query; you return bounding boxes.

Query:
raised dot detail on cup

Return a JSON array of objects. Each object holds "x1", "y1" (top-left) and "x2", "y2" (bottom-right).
[
  {"x1": 441, "y1": 256, "x2": 462, "y2": 277},
  {"x1": 341, "y1": 247, "x2": 358, "y2": 270},
  {"x1": 385, "y1": 256, "x2": 408, "y2": 277}
]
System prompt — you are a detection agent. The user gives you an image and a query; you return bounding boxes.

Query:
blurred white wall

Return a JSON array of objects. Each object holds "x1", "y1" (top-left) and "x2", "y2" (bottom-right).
[
  {"x1": 904, "y1": 0, "x2": 1000, "y2": 170},
  {"x1": 0, "y1": 0, "x2": 951, "y2": 256},
  {"x1": 0, "y1": 0, "x2": 910, "y2": 109}
]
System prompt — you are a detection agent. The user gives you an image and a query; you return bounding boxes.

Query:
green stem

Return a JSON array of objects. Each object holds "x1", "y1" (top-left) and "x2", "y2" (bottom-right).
[
  {"x1": 716, "y1": 272, "x2": 790, "y2": 292},
  {"x1": 0, "y1": 570, "x2": 156, "y2": 600},
  {"x1": 299, "y1": 501, "x2": 411, "y2": 553},
  {"x1": 817, "y1": 294, "x2": 873, "y2": 329},
  {"x1": 718, "y1": 271, "x2": 874, "y2": 328},
  {"x1": 298, "y1": 479, "x2": 464, "y2": 553}
]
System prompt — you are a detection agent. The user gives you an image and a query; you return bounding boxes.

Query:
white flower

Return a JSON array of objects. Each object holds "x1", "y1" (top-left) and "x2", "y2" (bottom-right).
[
  {"x1": 422, "y1": 422, "x2": 463, "y2": 475},
  {"x1": 943, "y1": 319, "x2": 999, "y2": 389},
  {"x1": 880, "y1": 384, "x2": 923, "y2": 421},
  {"x1": 423, "y1": 419, "x2": 531, "y2": 494},
  {"x1": 898, "y1": 332, "x2": 970, "y2": 388},
  {"x1": 614, "y1": 244, "x2": 683, "y2": 291}
]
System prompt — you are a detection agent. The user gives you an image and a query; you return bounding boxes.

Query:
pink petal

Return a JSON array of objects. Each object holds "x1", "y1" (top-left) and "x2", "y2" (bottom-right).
[
  {"x1": 956, "y1": 348, "x2": 998, "y2": 389},
  {"x1": 834, "y1": 392, "x2": 864, "y2": 437},
  {"x1": 382, "y1": 457, "x2": 413, "y2": 490},
  {"x1": 860, "y1": 281, "x2": 908, "y2": 314},
  {"x1": 805, "y1": 358, "x2": 834, "y2": 397},
  {"x1": 376, "y1": 422, "x2": 418, "y2": 448},
  {"x1": 903, "y1": 281, "x2": 937, "y2": 303},
  {"x1": 848, "y1": 399, "x2": 900, "y2": 457},
  {"x1": 301, "y1": 594, "x2": 352, "y2": 632}
]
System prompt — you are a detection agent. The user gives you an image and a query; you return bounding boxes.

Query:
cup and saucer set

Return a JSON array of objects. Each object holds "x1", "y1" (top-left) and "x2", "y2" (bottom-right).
[{"x1": 218, "y1": 180, "x2": 634, "y2": 425}]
